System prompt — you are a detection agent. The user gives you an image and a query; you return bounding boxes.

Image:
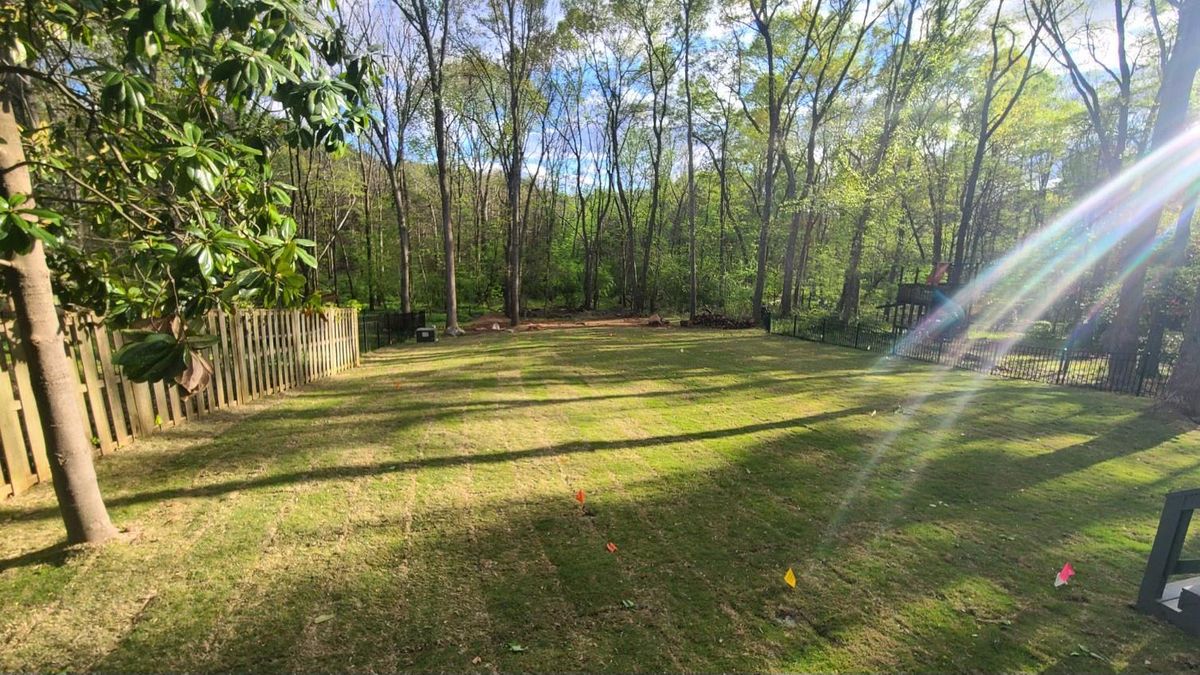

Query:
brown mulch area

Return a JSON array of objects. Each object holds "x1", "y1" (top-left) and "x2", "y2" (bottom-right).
[{"x1": 463, "y1": 312, "x2": 676, "y2": 333}]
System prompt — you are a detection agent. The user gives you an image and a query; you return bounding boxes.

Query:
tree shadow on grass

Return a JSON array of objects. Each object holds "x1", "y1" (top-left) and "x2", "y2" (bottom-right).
[
  {"x1": 40, "y1": 334, "x2": 885, "y2": 498},
  {"x1": 0, "y1": 396, "x2": 948, "y2": 525},
  {"x1": 5, "y1": 330, "x2": 1198, "y2": 670},
  {"x1": 78, "y1": 398, "x2": 1200, "y2": 672},
  {"x1": 0, "y1": 542, "x2": 69, "y2": 573}
]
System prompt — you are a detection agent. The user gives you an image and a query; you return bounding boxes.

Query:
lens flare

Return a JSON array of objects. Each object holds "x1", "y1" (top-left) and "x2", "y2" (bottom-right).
[{"x1": 817, "y1": 124, "x2": 1200, "y2": 548}]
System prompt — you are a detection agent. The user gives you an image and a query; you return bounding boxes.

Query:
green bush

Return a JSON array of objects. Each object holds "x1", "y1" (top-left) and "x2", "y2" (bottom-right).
[{"x1": 1025, "y1": 320, "x2": 1057, "y2": 341}]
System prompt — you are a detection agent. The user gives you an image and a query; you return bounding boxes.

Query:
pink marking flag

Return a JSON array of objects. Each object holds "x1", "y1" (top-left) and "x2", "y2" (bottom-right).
[{"x1": 1055, "y1": 563, "x2": 1075, "y2": 587}]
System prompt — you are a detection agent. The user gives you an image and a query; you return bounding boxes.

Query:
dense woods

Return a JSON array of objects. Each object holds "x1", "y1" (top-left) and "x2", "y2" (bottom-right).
[
  {"x1": 4, "y1": 0, "x2": 1200, "y2": 540},
  {"x1": 303, "y1": 0, "x2": 1198, "y2": 356}
]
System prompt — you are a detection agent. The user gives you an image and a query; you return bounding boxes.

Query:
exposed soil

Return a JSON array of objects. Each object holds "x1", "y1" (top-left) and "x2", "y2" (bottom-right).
[{"x1": 462, "y1": 311, "x2": 677, "y2": 333}]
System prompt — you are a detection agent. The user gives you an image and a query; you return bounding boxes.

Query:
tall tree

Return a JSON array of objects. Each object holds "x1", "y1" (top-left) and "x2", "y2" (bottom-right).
[
  {"x1": 471, "y1": 0, "x2": 552, "y2": 326},
  {"x1": 625, "y1": 0, "x2": 680, "y2": 313},
  {"x1": 779, "y1": 0, "x2": 873, "y2": 316},
  {"x1": 946, "y1": 0, "x2": 1040, "y2": 287},
  {"x1": 836, "y1": 0, "x2": 963, "y2": 319},
  {"x1": 395, "y1": 0, "x2": 464, "y2": 334},
  {"x1": 680, "y1": 0, "x2": 706, "y2": 320},
  {"x1": 364, "y1": 1, "x2": 426, "y2": 313},
  {"x1": 744, "y1": 0, "x2": 822, "y2": 323},
  {"x1": 1106, "y1": 0, "x2": 1200, "y2": 370}
]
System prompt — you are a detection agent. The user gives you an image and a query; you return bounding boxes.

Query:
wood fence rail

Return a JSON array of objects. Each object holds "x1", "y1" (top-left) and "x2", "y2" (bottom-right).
[{"x1": 0, "y1": 307, "x2": 360, "y2": 497}]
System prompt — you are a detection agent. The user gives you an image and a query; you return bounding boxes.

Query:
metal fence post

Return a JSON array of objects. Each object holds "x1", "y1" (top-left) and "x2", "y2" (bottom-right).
[
  {"x1": 820, "y1": 317, "x2": 826, "y2": 343},
  {"x1": 854, "y1": 323, "x2": 861, "y2": 349},
  {"x1": 1136, "y1": 351, "x2": 1150, "y2": 397}
]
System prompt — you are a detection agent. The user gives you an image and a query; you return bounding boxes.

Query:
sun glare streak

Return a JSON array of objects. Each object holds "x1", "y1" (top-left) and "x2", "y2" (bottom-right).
[
  {"x1": 817, "y1": 124, "x2": 1200, "y2": 548},
  {"x1": 901, "y1": 124, "x2": 1200, "y2": 355}
]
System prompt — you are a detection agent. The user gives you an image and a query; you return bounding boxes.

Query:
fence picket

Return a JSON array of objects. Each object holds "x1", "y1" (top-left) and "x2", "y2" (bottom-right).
[
  {"x1": 73, "y1": 316, "x2": 115, "y2": 455},
  {"x1": 4, "y1": 320, "x2": 50, "y2": 481},
  {"x1": 92, "y1": 320, "x2": 132, "y2": 446},
  {"x1": 0, "y1": 353, "x2": 34, "y2": 496}
]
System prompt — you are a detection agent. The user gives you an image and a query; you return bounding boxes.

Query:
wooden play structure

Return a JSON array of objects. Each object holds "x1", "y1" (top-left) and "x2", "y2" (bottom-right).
[{"x1": 878, "y1": 262, "x2": 972, "y2": 334}]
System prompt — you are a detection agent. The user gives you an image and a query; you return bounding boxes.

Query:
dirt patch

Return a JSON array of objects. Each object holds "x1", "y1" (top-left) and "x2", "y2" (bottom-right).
[{"x1": 462, "y1": 311, "x2": 677, "y2": 333}]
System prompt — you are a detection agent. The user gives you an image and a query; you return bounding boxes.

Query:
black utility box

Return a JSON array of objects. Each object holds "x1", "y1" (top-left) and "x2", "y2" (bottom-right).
[{"x1": 415, "y1": 325, "x2": 438, "y2": 343}]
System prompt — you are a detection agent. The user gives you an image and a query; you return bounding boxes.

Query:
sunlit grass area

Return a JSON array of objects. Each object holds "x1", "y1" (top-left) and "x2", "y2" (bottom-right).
[{"x1": 1, "y1": 328, "x2": 1198, "y2": 671}]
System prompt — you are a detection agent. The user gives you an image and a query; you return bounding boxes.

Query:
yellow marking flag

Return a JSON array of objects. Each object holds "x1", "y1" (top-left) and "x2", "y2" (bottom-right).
[{"x1": 783, "y1": 567, "x2": 797, "y2": 588}]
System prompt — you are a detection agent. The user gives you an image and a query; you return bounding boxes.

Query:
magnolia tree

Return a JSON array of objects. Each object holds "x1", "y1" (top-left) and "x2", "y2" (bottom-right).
[{"x1": 0, "y1": 0, "x2": 373, "y2": 543}]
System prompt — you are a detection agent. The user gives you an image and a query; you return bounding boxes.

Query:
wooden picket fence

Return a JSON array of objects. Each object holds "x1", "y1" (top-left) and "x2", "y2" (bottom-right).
[{"x1": 0, "y1": 307, "x2": 360, "y2": 497}]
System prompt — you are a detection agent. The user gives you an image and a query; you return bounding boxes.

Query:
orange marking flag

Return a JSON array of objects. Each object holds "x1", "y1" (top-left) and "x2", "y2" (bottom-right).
[
  {"x1": 575, "y1": 489, "x2": 585, "y2": 505},
  {"x1": 606, "y1": 541, "x2": 618, "y2": 553}
]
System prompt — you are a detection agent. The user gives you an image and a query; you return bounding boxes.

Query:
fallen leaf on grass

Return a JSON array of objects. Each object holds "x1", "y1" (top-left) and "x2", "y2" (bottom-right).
[
  {"x1": 313, "y1": 614, "x2": 334, "y2": 624},
  {"x1": 1069, "y1": 644, "x2": 1108, "y2": 663},
  {"x1": 508, "y1": 643, "x2": 527, "y2": 653}
]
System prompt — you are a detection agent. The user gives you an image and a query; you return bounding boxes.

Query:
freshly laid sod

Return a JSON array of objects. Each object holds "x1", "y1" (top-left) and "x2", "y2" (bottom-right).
[{"x1": 1, "y1": 328, "x2": 1198, "y2": 671}]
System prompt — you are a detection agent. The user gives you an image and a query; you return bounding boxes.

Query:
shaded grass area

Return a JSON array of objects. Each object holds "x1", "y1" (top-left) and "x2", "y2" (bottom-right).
[{"x1": 1, "y1": 328, "x2": 1198, "y2": 671}]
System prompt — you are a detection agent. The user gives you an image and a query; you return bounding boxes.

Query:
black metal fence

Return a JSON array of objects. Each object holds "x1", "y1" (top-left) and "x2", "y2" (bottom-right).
[
  {"x1": 769, "y1": 313, "x2": 1172, "y2": 399},
  {"x1": 358, "y1": 310, "x2": 425, "y2": 354}
]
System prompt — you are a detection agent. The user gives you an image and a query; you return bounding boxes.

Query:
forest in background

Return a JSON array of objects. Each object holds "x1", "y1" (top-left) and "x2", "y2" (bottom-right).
[{"x1": 298, "y1": 0, "x2": 1197, "y2": 356}]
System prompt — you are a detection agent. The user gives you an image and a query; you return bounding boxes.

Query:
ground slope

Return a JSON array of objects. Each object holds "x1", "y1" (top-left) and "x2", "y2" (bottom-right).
[{"x1": 0, "y1": 328, "x2": 1197, "y2": 671}]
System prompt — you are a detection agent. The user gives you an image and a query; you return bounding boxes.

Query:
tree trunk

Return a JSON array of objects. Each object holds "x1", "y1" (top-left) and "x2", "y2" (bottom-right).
[
  {"x1": 838, "y1": 207, "x2": 872, "y2": 321},
  {"x1": 396, "y1": 139, "x2": 413, "y2": 313},
  {"x1": 432, "y1": 88, "x2": 460, "y2": 333},
  {"x1": 751, "y1": 12, "x2": 778, "y2": 325},
  {"x1": 1144, "y1": 201, "x2": 1197, "y2": 374},
  {"x1": 778, "y1": 152, "x2": 801, "y2": 316},
  {"x1": 684, "y1": 3, "x2": 697, "y2": 320},
  {"x1": 505, "y1": 54, "x2": 524, "y2": 326},
  {"x1": 751, "y1": 113, "x2": 777, "y2": 324},
  {"x1": 1109, "y1": 0, "x2": 1200, "y2": 363},
  {"x1": 0, "y1": 87, "x2": 117, "y2": 544},
  {"x1": 506, "y1": 155, "x2": 522, "y2": 326},
  {"x1": 358, "y1": 152, "x2": 376, "y2": 310},
  {"x1": 1166, "y1": 273, "x2": 1200, "y2": 418},
  {"x1": 638, "y1": 121, "x2": 665, "y2": 314},
  {"x1": 951, "y1": 110, "x2": 990, "y2": 286}
]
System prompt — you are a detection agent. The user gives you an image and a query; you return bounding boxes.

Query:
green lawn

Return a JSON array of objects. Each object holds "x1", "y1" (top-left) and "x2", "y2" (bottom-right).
[{"x1": 1, "y1": 328, "x2": 1198, "y2": 671}]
